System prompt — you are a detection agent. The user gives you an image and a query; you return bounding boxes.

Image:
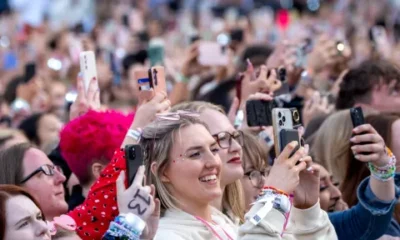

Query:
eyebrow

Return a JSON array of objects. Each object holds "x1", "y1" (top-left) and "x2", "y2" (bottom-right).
[{"x1": 185, "y1": 141, "x2": 218, "y2": 152}]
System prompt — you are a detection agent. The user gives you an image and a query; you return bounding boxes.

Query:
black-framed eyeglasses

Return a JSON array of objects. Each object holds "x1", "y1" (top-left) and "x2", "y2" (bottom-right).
[
  {"x1": 20, "y1": 164, "x2": 63, "y2": 184},
  {"x1": 244, "y1": 170, "x2": 267, "y2": 187},
  {"x1": 213, "y1": 131, "x2": 244, "y2": 149}
]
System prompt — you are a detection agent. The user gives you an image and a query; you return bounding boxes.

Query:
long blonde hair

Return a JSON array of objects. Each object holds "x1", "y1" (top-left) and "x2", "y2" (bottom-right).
[
  {"x1": 310, "y1": 110, "x2": 354, "y2": 182},
  {"x1": 172, "y1": 101, "x2": 246, "y2": 222},
  {"x1": 141, "y1": 115, "x2": 208, "y2": 214}
]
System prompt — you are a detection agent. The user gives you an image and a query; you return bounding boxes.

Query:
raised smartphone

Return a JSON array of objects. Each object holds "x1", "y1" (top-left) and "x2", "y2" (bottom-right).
[
  {"x1": 79, "y1": 51, "x2": 98, "y2": 93},
  {"x1": 125, "y1": 144, "x2": 144, "y2": 186},
  {"x1": 149, "y1": 66, "x2": 167, "y2": 94},
  {"x1": 246, "y1": 100, "x2": 275, "y2": 127},
  {"x1": 279, "y1": 128, "x2": 300, "y2": 157},
  {"x1": 350, "y1": 107, "x2": 365, "y2": 127},
  {"x1": 198, "y1": 42, "x2": 229, "y2": 66},
  {"x1": 272, "y1": 108, "x2": 294, "y2": 156}
]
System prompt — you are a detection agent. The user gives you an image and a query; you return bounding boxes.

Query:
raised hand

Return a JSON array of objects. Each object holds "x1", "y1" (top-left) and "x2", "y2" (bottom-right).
[
  {"x1": 350, "y1": 124, "x2": 389, "y2": 167},
  {"x1": 69, "y1": 74, "x2": 101, "y2": 121},
  {"x1": 265, "y1": 142, "x2": 309, "y2": 194},
  {"x1": 132, "y1": 91, "x2": 171, "y2": 130},
  {"x1": 302, "y1": 92, "x2": 334, "y2": 127},
  {"x1": 117, "y1": 166, "x2": 156, "y2": 221}
]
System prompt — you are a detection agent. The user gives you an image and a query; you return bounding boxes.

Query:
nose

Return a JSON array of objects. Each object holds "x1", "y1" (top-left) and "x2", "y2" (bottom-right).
[
  {"x1": 229, "y1": 138, "x2": 242, "y2": 153},
  {"x1": 204, "y1": 150, "x2": 222, "y2": 169},
  {"x1": 329, "y1": 184, "x2": 342, "y2": 199},
  {"x1": 35, "y1": 219, "x2": 50, "y2": 237},
  {"x1": 54, "y1": 168, "x2": 66, "y2": 184}
]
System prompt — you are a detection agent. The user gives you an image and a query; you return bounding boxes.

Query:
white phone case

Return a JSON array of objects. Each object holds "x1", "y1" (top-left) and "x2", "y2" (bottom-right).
[{"x1": 79, "y1": 51, "x2": 98, "y2": 93}]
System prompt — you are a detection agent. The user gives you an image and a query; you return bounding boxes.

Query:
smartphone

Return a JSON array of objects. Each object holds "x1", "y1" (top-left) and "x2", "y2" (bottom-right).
[
  {"x1": 350, "y1": 107, "x2": 365, "y2": 127},
  {"x1": 149, "y1": 66, "x2": 167, "y2": 94},
  {"x1": 148, "y1": 38, "x2": 165, "y2": 66},
  {"x1": 272, "y1": 108, "x2": 294, "y2": 156},
  {"x1": 246, "y1": 100, "x2": 275, "y2": 127},
  {"x1": 198, "y1": 42, "x2": 229, "y2": 66},
  {"x1": 230, "y1": 28, "x2": 244, "y2": 43},
  {"x1": 135, "y1": 69, "x2": 153, "y2": 102},
  {"x1": 125, "y1": 145, "x2": 144, "y2": 186},
  {"x1": 279, "y1": 128, "x2": 300, "y2": 157},
  {"x1": 79, "y1": 51, "x2": 98, "y2": 93},
  {"x1": 24, "y1": 63, "x2": 36, "y2": 83}
]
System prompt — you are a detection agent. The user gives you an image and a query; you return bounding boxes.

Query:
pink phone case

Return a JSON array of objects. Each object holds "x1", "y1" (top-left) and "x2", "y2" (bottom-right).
[{"x1": 198, "y1": 42, "x2": 229, "y2": 66}]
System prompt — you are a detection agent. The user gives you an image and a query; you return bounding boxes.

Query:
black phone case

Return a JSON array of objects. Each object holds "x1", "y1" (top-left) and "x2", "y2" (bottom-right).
[
  {"x1": 350, "y1": 107, "x2": 365, "y2": 127},
  {"x1": 279, "y1": 129, "x2": 300, "y2": 158},
  {"x1": 125, "y1": 145, "x2": 144, "y2": 186},
  {"x1": 246, "y1": 100, "x2": 274, "y2": 127}
]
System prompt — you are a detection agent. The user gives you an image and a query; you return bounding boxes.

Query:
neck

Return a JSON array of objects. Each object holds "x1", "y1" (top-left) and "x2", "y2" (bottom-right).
[
  {"x1": 177, "y1": 200, "x2": 213, "y2": 222},
  {"x1": 211, "y1": 185, "x2": 225, "y2": 212}
]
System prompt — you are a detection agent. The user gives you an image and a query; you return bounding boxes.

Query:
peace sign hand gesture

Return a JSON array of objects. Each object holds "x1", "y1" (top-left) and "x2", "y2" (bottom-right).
[{"x1": 117, "y1": 166, "x2": 156, "y2": 221}]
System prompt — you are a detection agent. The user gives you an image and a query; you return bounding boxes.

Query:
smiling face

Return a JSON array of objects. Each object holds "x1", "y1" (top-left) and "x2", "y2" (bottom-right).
[
  {"x1": 199, "y1": 109, "x2": 244, "y2": 187},
  {"x1": 4, "y1": 195, "x2": 51, "y2": 240},
  {"x1": 22, "y1": 148, "x2": 68, "y2": 219},
  {"x1": 162, "y1": 124, "x2": 222, "y2": 208}
]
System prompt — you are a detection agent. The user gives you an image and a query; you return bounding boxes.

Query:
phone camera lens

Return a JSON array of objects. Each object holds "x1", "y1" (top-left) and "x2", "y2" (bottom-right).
[
  {"x1": 130, "y1": 148, "x2": 136, "y2": 159},
  {"x1": 282, "y1": 116, "x2": 286, "y2": 122},
  {"x1": 279, "y1": 120, "x2": 283, "y2": 126},
  {"x1": 278, "y1": 112, "x2": 282, "y2": 118},
  {"x1": 153, "y1": 69, "x2": 158, "y2": 86}
]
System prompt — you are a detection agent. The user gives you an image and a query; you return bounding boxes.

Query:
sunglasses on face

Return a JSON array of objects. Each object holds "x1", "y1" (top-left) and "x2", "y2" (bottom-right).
[
  {"x1": 20, "y1": 164, "x2": 63, "y2": 184},
  {"x1": 212, "y1": 130, "x2": 244, "y2": 149}
]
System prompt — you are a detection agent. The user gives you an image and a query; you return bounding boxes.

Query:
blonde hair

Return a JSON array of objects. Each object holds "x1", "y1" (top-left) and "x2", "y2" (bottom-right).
[
  {"x1": 172, "y1": 101, "x2": 245, "y2": 223},
  {"x1": 141, "y1": 115, "x2": 207, "y2": 213},
  {"x1": 310, "y1": 110, "x2": 354, "y2": 182}
]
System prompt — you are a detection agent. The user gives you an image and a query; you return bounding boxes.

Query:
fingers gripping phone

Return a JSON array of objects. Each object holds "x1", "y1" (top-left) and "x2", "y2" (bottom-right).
[
  {"x1": 79, "y1": 51, "x2": 98, "y2": 93},
  {"x1": 125, "y1": 145, "x2": 144, "y2": 186}
]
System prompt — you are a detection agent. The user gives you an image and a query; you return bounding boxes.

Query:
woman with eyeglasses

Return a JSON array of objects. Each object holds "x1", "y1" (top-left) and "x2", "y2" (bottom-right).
[
  {"x1": 240, "y1": 130, "x2": 269, "y2": 211},
  {"x1": 171, "y1": 101, "x2": 337, "y2": 239}
]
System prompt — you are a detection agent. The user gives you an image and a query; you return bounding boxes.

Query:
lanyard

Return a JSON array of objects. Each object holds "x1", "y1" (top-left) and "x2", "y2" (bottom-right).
[{"x1": 195, "y1": 216, "x2": 234, "y2": 240}]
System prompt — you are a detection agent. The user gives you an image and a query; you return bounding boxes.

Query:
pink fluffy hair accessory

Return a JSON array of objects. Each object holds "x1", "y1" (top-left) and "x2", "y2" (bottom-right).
[{"x1": 60, "y1": 110, "x2": 134, "y2": 184}]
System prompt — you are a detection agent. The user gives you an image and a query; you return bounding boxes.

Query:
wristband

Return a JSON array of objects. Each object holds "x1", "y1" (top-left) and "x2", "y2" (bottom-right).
[
  {"x1": 103, "y1": 213, "x2": 146, "y2": 240},
  {"x1": 250, "y1": 188, "x2": 291, "y2": 225},
  {"x1": 176, "y1": 73, "x2": 190, "y2": 84},
  {"x1": 262, "y1": 186, "x2": 289, "y2": 197},
  {"x1": 127, "y1": 128, "x2": 143, "y2": 142}
]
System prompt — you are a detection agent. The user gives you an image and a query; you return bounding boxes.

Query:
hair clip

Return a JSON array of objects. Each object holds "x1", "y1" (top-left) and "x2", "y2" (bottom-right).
[
  {"x1": 156, "y1": 110, "x2": 200, "y2": 121},
  {"x1": 47, "y1": 215, "x2": 77, "y2": 235}
]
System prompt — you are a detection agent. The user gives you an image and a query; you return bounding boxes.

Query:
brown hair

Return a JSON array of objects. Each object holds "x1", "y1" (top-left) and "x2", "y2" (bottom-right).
[
  {"x1": 0, "y1": 184, "x2": 45, "y2": 240},
  {"x1": 0, "y1": 143, "x2": 31, "y2": 185},
  {"x1": 171, "y1": 101, "x2": 245, "y2": 223}
]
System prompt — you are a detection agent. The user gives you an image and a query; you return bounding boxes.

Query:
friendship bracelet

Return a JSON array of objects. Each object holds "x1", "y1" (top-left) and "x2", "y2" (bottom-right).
[
  {"x1": 368, "y1": 147, "x2": 396, "y2": 182},
  {"x1": 127, "y1": 128, "x2": 143, "y2": 142},
  {"x1": 262, "y1": 186, "x2": 289, "y2": 197}
]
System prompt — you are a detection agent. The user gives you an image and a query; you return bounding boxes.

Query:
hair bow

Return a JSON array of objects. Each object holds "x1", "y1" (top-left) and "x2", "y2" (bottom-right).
[{"x1": 47, "y1": 214, "x2": 77, "y2": 235}]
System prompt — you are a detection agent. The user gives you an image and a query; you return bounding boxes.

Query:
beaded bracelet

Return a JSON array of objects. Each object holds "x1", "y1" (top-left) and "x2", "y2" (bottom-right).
[{"x1": 368, "y1": 147, "x2": 396, "y2": 182}]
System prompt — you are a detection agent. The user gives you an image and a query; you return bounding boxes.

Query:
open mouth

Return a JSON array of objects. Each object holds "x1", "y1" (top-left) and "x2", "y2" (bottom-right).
[{"x1": 199, "y1": 174, "x2": 217, "y2": 184}]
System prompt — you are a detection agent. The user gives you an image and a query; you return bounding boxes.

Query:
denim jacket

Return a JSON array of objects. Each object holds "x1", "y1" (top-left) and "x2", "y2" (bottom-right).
[{"x1": 328, "y1": 174, "x2": 400, "y2": 240}]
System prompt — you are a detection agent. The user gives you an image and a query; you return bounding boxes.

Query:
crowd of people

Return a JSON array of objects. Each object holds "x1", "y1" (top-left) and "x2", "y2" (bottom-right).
[{"x1": 0, "y1": 0, "x2": 400, "y2": 239}]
